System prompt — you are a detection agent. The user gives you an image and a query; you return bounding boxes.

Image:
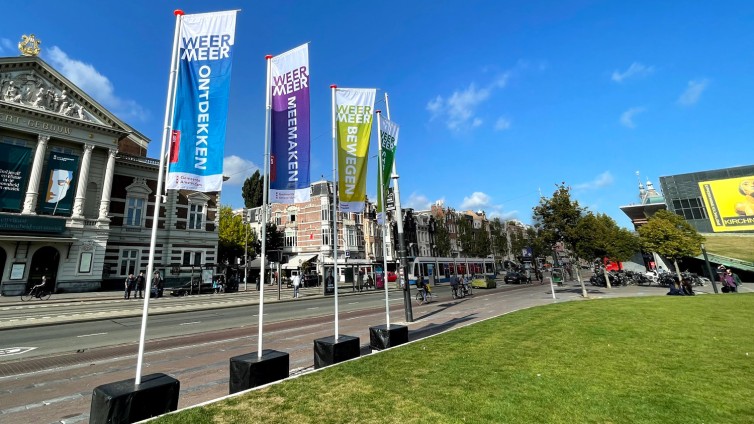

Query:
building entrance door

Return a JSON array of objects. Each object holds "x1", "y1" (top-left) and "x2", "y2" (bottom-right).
[{"x1": 28, "y1": 246, "x2": 60, "y2": 292}]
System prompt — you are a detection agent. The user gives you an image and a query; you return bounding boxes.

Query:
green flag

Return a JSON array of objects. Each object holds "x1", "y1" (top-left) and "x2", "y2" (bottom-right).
[{"x1": 376, "y1": 115, "x2": 399, "y2": 224}]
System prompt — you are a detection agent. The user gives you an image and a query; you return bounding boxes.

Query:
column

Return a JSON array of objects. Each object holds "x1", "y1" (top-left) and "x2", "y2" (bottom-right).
[
  {"x1": 71, "y1": 144, "x2": 95, "y2": 219},
  {"x1": 22, "y1": 135, "x2": 50, "y2": 214},
  {"x1": 98, "y1": 148, "x2": 118, "y2": 221}
]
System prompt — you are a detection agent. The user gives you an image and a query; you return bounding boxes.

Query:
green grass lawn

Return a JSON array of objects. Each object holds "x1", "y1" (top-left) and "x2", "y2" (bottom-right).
[
  {"x1": 704, "y1": 234, "x2": 754, "y2": 263},
  {"x1": 152, "y1": 295, "x2": 754, "y2": 424}
]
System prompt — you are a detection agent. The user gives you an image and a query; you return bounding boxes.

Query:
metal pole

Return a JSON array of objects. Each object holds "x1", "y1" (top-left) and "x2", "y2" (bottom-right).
[
  {"x1": 385, "y1": 93, "x2": 413, "y2": 323},
  {"x1": 701, "y1": 243, "x2": 719, "y2": 294},
  {"x1": 135, "y1": 9, "x2": 183, "y2": 386},
  {"x1": 244, "y1": 210, "x2": 248, "y2": 291},
  {"x1": 376, "y1": 111, "x2": 391, "y2": 328},
  {"x1": 258, "y1": 54, "x2": 273, "y2": 359},
  {"x1": 330, "y1": 84, "x2": 341, "y2": 339}
]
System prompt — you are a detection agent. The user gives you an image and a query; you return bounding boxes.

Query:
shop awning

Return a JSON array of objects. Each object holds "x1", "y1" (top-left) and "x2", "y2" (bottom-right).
[
  {"x1": 0, "y1": 235, "x2": 77, "y2": 243},
  {"x1": 282, "y1": 253, "x2": 318, "y2": 270}
]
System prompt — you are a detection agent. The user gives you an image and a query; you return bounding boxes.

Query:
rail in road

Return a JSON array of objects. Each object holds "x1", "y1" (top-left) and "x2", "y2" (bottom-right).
[{"x1": 0, "y1": 282, "x2": 674, "y2": 424}]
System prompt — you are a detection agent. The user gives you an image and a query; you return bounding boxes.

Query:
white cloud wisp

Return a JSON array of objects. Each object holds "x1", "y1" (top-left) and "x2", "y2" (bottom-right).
[
  {"x1": 611, "y1": 62, "x2": 654, "y2": 83},
  {"x1": 620, "y1": 107, "x2": 645, "y2": 128},
  {"x1": 677, "y1": 79, "x2": 708, "y2": 106},
  {"x1": 44, "y1": 46, "x2": 148, "y2": 121},
  {"x1": 223, "y1": 155, "x2": 260, "y2": 186}
]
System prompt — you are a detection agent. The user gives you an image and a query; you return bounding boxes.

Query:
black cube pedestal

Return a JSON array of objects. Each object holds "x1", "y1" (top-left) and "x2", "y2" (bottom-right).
[
  {"x1": 313, "y1": 335, "x2": 360, "y2": 369},
  {"x1": 369, "y1": 324, "x2": 409, "y2": 351},
  {"x1": 90, "y1": 373, "x2": 179, "y2": 424},
  {"x1": 229, "y1": 349, "x2": 290, "y2": 394}
]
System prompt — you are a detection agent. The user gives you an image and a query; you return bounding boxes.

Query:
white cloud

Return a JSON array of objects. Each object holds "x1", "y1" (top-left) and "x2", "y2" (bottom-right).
[
  {"x1": 461, "y1": 192, "x2": 491, "y2": 209},
  {"x1": 488, "y1": 209, "x2": 518, "y2": 220},
  {"x1": 677, "y1": 79, "x2": 708, "y2": 106},
  {"x1": 574, "y1": 171, "x2": 614, "y2": 191},
  {"x1": 43, "y1": 46, "x2": 148, "y2": 121},
  {"x1": 494, "y1": 117, "x2": 512, "y2": 131},
  {"x1": 426, "y1": 72, "x2": 510, "y2": 131},
  {"x1": 223, "y1": 155, "x2": 260, "y2": 186},
  {"x1": 0, "y1": 38, "x2": 13, "y2": 54},
  {"x1": 404, "y1": 192, "x2": 433, "y2": 210},
  {"x1": 611, "y1": 62, "x2": 654, "y2": 83},
  {"x1": 620, "y1": 107, "x2": 645, "y2": 128}
]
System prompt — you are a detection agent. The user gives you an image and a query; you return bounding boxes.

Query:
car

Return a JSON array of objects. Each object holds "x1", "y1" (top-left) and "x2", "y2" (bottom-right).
[
  {"x1": 504, "y1": 271, "x2": 530, "y2": 284},
  {"x1": 169, "y1": 280, "x2": 215, "y2": 296},
  {"x1": 387, "y1": 271, "x2": 398, "y2": 282}
]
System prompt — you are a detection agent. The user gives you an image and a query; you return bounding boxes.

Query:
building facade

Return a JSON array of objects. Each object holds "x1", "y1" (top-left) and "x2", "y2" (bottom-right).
[{"x1": 0, "y1": 53, "x2": 219, "y2": 295}]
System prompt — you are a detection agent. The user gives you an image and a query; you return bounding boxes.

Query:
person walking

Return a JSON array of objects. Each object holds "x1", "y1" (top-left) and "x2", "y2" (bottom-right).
[
  {"x1": 292, "y1": 273, "x2": 301, "y2": 299},
  {"x1": 135, "y1": 271, "x2": 145, "y2": 299},
  {"x1": 721, "y1": 268, "x2": 738, "y2": 293},
  {"x1": 124, "y1": 273, "x2": 135, "y2": 299},
  {"x1": 152, "y1": 271, "x2": 163, "y2": 298}
]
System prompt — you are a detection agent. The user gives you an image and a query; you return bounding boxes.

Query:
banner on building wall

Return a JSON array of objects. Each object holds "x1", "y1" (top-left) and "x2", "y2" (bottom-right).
[
  {"x1": 376, "y1": 116, "x2": 399, "y2": 224},
  {"x1": 167, "y1": 10, "x2": 237, "y2": 192},
  {"x1": 270, "y1": 44, "x2": 311, "y2": 204},
  {"x1": 699, "y1": 176, "x2": 754, "y2": 232},
  {"x1": 335, "y1": 88, "x2": 375, "y2": 213},
  {"x1": 0, "y1": 144, "x2": 32, "y2": 211},
  {"x1": 40, "y1": 151, "x2": 79, "y2": 215}
]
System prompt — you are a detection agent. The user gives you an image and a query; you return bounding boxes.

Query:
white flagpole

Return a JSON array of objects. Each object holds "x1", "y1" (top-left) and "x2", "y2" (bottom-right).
[
  {"x1": 376, "y1": 110, "x2": 391, "y2": 328},
  {"x1": 330, "y1": 84, "x2": 340, "y2": 340},
  {"x1": 135, "y1": 9, "x2": 184, "y2": 386},
  {"x1": 258, "y1": 54, "x2": 273, "y2": 358}
]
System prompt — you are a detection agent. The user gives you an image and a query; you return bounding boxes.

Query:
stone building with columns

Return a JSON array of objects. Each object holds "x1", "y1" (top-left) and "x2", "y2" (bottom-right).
[{"x1": 0, "y1": 53, "x2": 219, "y2": 295}]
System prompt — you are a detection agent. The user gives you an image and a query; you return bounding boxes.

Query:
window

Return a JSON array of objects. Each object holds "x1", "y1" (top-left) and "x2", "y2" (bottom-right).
[
  {"x1": 79, "y1": 252, "x2": 93, "y2": 273},
  {"x1": 275, "y1": 213, "x2": 281, "y2": 225},
  {"x1": 285, "y1": 228, "x2": 297, "y2": 247},
  {"x1": 347, "y1": 227, "x2": 356, "y2": 247},
  {"x1": 119, "y1": 249, "x2": 139, "y2": 276},
  {"x1": 672, "y1": 197, "x2": 707, "y2": 221},
  {"x1": 182, "y1": 250, "x2": 203, "y2": 266},
  {"x1": 188, "y1": 203, "x2": 204, "y2": 230},
  {"x1": 125, "y1": 197, "x2": 145, "y2": 226},
  {"x1": 322, "y1": 227, "x2": 331, "y2": 246},
  {"x1": 288, "y1": 210, "x2": 297, "y2": 222},
  {"x1": 321, "y1": 206, "x2": 331, "y2": 222}
]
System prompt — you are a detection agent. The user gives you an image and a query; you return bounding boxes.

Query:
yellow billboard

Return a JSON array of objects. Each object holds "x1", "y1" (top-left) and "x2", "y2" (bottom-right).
[{"x1": 698, "y1": 176, "x2": 754, "y2": 232}]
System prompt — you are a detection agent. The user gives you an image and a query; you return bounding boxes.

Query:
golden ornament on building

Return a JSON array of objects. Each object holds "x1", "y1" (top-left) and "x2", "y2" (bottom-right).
[{"x1": 18, "y1": 34, "x2": 41, "y2": 57}]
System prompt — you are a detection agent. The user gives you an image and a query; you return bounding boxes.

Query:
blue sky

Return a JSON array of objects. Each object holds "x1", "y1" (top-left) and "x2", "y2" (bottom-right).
[{"x1": 3, "y1": 1, "x2": 753, "y2": 229}]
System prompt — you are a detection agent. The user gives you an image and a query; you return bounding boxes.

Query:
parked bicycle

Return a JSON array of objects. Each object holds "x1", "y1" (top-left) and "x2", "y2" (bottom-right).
[{"x1": 21, "y1": 283, "x2": 51, "y2": 301}]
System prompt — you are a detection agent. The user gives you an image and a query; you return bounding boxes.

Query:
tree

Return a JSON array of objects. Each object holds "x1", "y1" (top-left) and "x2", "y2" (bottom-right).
[
  {"x1": 217, "y1": 206, "x2": 254, "y2": 267},
  {"x1": 638, "y1": 209, "x2": 704, "y2": 280},
  {"x1": 253, "y1": 222, "x2": 285, "y2": 262},
  {"x1": 489, "y1": 218, "x2": 509, "y2": 262},
  {"x1": 532, "y1": 183, "x2": 588, "y2": 296},
  {"x1": 457, "y1": 217, "x2": 490, "y2": 258},
  {"x1": 574, "y1": 212, "x2": 639, "y2": 288},
  {"x1": 241, "y1": 170, "x2": 263, "y2": 209},
  {"x1": 433, "y1": 219, "x2": 452, "y2": 257}
]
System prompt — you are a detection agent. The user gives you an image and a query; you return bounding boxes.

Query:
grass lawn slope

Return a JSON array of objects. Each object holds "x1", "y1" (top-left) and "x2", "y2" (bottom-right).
[{"x1": 152, "y1": 295, "x2": 754, "y2": 424}]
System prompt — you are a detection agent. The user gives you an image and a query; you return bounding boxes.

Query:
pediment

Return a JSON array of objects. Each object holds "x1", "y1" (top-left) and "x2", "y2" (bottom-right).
[
  {"x1": 0, "y1": 56, "x2": 147, "y2": 145},
  {"x1": 125, "y1": 177, "x2": 152, "y2": 195},
  {"x1": 187, "y1": 192, "x2": 211, "y2": 203}
]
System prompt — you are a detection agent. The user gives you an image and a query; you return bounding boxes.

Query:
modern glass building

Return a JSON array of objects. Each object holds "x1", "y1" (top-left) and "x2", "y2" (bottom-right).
[{"x1": 659, "y1": 165, "x2": 754, "y2": 234}]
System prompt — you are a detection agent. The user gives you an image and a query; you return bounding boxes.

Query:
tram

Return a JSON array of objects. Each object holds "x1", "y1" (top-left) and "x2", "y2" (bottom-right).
[{"x1": 407, "y1": 256, "x2": 496, "y2": 286}]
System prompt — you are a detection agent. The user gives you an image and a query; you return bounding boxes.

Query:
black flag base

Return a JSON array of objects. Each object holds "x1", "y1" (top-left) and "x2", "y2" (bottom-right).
[
  {"x1": 229, "y1": 349, "x2": 290, "y2": 394},
  {"x1": 369, "y1": 324, "x2": 409, "y2": 351},
  {"x1": 313, "y1": 335, "x2": 360, "y2": 369},
  {"x1": 90, "y1": 373, "x2": 180, "y2": 424}
]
